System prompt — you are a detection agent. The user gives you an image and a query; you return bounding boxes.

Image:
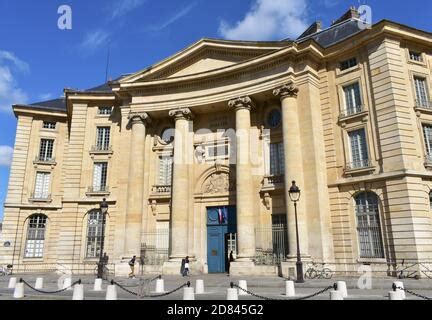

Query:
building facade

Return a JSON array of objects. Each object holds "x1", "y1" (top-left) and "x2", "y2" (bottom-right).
[{"x1": 1, "y1": 9, "x2": 432, "y2": 277}]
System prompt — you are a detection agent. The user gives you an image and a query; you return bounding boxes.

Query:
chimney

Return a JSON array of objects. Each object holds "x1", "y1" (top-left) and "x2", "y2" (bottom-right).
[
  {"x1": 331, "y1": 6, "x2": 360, "y2": 26},
  {"x1": 296, "y1": 21, "x2": 323, "y2": 39}
]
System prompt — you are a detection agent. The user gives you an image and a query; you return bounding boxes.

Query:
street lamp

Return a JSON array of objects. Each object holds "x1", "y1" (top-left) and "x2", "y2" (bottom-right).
[
  {"x1": 288, "y1": 180, "x2": 304, "y2": 283},
  {"x1": 97, "y1": 198, "x2": 108, "y2": 279}
]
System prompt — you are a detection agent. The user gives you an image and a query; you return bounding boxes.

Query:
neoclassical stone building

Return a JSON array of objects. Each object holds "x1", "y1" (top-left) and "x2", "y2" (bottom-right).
[{"x1": 1, "y1": 8, "x2": 432, "y2": 277}]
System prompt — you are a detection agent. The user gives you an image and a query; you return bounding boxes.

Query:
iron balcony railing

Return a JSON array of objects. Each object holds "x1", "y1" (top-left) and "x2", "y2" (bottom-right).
[
  {"x1": 263, "y1": 175, "x2": 284, "y2": 185},
  {"x1": 345, "y1": 159, "x2": 372, "y2": 171},
  {"x1": 415, "y1": 99, "x2": 432, "y2": 109},
  {"x1": 29, "y1": 192, "x2": 51, "y2": 200},
  {"x1": 151, "y1": 184, "x2": 171, "y2": 194},
  {"x1": 34, "y1": 156, "x2": 56, "y2": 163},
  {"x1": 339, "y1": 105, "x2": 365, "y2": 118},
  {"x1": 91, "y1": 145, "x2": 112, "y2": 152},
  {"x1": 87, "y1": 186, "x2": 109, "y2": 193}
]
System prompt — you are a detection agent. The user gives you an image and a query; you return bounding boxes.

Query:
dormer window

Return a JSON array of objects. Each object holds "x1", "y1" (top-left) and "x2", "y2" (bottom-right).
[
  {"x1": 42, "y1": 121, "x2": 56, "y2": 129},
  {"x1": 340, "y1": 57, "x2": 358, "y2": 71},
  {"x1": 98, "y1": 106, "x2": 112, "y2": 115},
  {"x1": 409, "y1": 51, "x2": 422, "y2": 62}
]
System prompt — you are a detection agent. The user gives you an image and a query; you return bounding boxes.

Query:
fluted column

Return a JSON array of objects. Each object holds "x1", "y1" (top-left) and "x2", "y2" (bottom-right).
[
  {"x1": 124, "y1": 112, "x2": 151, "y2": 256},
  {"x1": 228, "y1": 96, "x2": 256, "y2": 261},
  {"x1": 168, "y1": 107, "x2": 194, "y2": 260},
  {"x1": 273, "y1": 83, "x2": 308, "y2": 257}
]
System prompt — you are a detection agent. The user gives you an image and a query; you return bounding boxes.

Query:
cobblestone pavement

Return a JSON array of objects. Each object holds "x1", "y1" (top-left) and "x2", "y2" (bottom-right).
[{"x1": 0, "y1": 273, "x2": 431, "y2": 300}]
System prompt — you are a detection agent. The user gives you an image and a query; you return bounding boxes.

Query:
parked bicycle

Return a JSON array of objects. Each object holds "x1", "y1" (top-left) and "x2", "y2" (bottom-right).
[
  {"x1": 305, "y1": 262, "x2": 333, "y2": 279},
  {"x1": 397, "y1": 259, "x2": 420, "y2": 279},
  {"x1": 0, "y1": 264, "x2": 13, "y2": 276}
]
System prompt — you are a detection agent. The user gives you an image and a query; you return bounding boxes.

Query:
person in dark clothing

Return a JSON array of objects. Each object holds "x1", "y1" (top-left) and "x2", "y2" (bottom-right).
[
  {"x1": 128, "y1": 255, "x2": 136, "y2": 278},
  {"x1": 183, "y1": 256, "x2": 190, "y2": 277},
  {"x1": 180, "y1": 258, "x2": 185, "y2": 276},
  {"x1": 227, "y1": 251, "x2": 234, "y2": 276}
]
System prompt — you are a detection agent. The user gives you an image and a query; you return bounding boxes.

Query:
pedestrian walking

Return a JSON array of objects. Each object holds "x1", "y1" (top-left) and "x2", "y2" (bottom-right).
[
  {"x1": 128, "y1": 255, "x2": 136, "y2": 278},
  {"x1": 183, "y1": 256, "x2": 190, "y2": 277},
  {"x1": 227, "y1": 251, "x2": 234, "y2": 276}
]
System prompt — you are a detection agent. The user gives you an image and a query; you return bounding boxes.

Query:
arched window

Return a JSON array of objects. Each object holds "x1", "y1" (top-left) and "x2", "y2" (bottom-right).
[
  {"x1": 86, "y1": 210, "x2": 104, "y2": 258},
  {"x1": 354, "y1": 192, "x2": 384, "y2": 258},
  {"x1": 24, "y1": 214, "x2": 47, "y2": 258}
]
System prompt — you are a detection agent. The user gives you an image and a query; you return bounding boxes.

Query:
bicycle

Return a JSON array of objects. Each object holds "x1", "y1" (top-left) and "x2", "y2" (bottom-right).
[
  {"x1": 0, "y1": 264, "x2": 13, "y2": 276},
  {"x1": 305, "y1": 262, "x2": 333, "y2": 279},
  {"x1": 397, "y1": 259, "x2": 420, "y2": 279}
]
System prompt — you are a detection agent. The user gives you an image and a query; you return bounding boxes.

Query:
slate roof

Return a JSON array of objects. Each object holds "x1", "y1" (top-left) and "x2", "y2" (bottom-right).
[{"x1": 28, "y1": 98, "x2": 66, "y2": 112}]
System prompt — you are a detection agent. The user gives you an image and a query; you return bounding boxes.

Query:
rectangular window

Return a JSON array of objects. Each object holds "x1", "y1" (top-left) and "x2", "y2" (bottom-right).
[
  {"x1": 422, "y1": 124, "x2": 432, "y2": 158},
  {"x1": 34, "y1": 172, "x2": 50, "y2": 199},
  {"x1": 38, "y1": 139, "x2": 54, "y2": 161},
  {"x1": 96, "y1": 127, "x2": 110, "y2": 150},
  {"x1": 340, "y1": 57, "x2": 358, "y2": 71},
  {"x1": 409, "y1": 51, "x2": 422, "y2": 62},
  {"x1": 24, "y1": 215, "x2": 47, "y2": 258},
  {"x1": 42, "y1": 121, "x2": 56, "y2": 129},
  {"x1": 348, "y1": 129, "x2": 369, "y2": 169},
  {"x1": 206, "y1": 143, "x2": 229, "y2": 159},
  {"x1": 158, "y1": 155, "x2": 173, "y2": 185},
  {"x1": 343, "y1": 82, "x2": 362, "y2": 115},
  {"x1": 269, "y1": 142, "x2": 284, "y2": 176},
  {"x1": 93, "y1": 162, "x2": 108, "y2": 192},
  {"x1": 98, "y1": 106, "x2": 112, "y2": 115},
  {"x1": 414, "y1": 76, "x2": 429, "y2": 108}
]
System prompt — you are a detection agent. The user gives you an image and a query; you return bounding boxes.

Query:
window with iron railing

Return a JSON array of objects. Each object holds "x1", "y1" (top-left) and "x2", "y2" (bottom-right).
[
  {"x1": 347, "y1": 128, "x2": 369, "y2": 170},
  {"x1": 38, "y1": 139, "x2": 54, "y2": 161},
  {"x1": 24, "y1": 214, "x2": 47, "y2": 258},
  {"x1": 86, "y1": 210, "x2": 104, "y2": 258},
  {"x1": 355, "y1": 192, "x2": 384, "y2": 259},
  {"x1": 414, "y1": 76, "x2": 430, "y2": 108},
  {"x1": 98, "y1": 106, "x2": 112, "y2": 115},
  {"x1": 92, "y1": 162, "x2": 108, "y2": 192},
  {"x1": 270, "y1": 142, "x2": 284, "y2": 176},
  {"x1": 158, "y1": 155, "x2": 172, "y2": 185},
  {"x1": 33, "y1": 172, "x2": 51, "y2": 199},
  {"x1": 409, "y1": 51, "x2": 423, "y2": 62},
  {"x1": 96, "y1": 127, "x2": 110, "y2": 151},
  {"x1": 42, "y1": 121, "x2": 56, "y2": 129},
  {"x1": 342, "y1": 82, "x2": 363, "y2": 116}
]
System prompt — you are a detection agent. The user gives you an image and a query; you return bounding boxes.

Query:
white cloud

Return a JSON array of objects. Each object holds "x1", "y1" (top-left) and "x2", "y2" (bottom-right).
[
  {"x1": 151, "y1": 1, "x2": 198, "y2": 31},
  {"x1": 0, "y1": 50, "x2": 29, "y2": 113},
  {"x1": 108, "y1": 0, "x2": 147, "y2": 20},
  {"x1": 0, "y1": 145, "x2": 13, "y2": 167},
  {"x1": 219, "y1": 0, "x2": 309, "y2": 40},
  {"x1": 79, "y1": 30, "x2": 111, "y2": 55}
]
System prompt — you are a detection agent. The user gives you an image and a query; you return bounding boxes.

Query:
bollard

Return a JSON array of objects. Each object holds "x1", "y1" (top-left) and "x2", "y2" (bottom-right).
[
  {"x1": 195, "y1": 279, "x2": 204, "y2": 294},
  {"x1": 72, "y1": 280, "x2": 84, "y2": 300},
  {"x1": 106, "y1": 282, "x2": 117, "y2": 300},
  {"x1": 8, "y1": 277, "x2": 17, "y2": 289},
  {"x1": 227, "y1": 288, "x2": 239, "y2": 300},
  {"x1": 285, "y1": 280, "x2": 295, "y2": 297},
  {"x1": 13, "y1": 280, "x2": 24, "y2": 299},
  {"x1": 94, "y1": 278, "x2": 103, "y2": 291},
  {"x1": 183, "y1": 287, "x2": 195, "y2": 300},
  {"x1": 393, "y1": 281, "x2": 406, "y2": 299},
  {"x1": 238, "y1": 280, "x2": 249, "y2": 296},
  {"x1": 336, "y1": 281, "x2": 348, "y2": 298},
  {"x1": 329, "y1": 290, "x2": 343, "y2": 300},
  {"x1": 155, "y1": 278, "x2": 165, "y2": 293},
  {"x1": 35, "y1": 277, "x2": 44, "y2": 290},
  {"x1": 63, "y1": 276, "x2": 72, "y2": 290},
  {"x1": 389, "y1": 290, "x2": 402, "y2": 300}
]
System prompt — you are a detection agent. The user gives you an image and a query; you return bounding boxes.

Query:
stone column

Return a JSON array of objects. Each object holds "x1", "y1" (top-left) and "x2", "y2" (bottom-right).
[
  {"x1": 228, "y1": 96, "x2": 256, "y2": 262},
  {"x1": 168, "y1": 107, "x2": 194, "y2": 261},
  {"x1": 124, "y1": 112, "x2": 151, "y2": 256},
  {"x1": 273, "y1": 83, "x2": 308, "y2": 257}
]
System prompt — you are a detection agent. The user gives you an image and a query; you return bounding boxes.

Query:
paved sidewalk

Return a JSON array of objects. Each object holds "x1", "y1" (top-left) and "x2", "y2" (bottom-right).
[{"x1": 1, "y1": 273, "x2": 431, "y2": 300}]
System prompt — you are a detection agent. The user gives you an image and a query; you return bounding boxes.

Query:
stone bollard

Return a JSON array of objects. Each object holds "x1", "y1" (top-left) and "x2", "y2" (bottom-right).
[
  {"x1": 94, "y1": 278, "x2": 103, "y2": 291},
  {"x1": 227, "y1": 288, "x2": 239, "y2": 300},
  {"x1": 106, "y1": 281, "x2": 117, "y2": 300},
  {"x1": 389, "y1": 290, "x2": 402, "y2": 300},
  {"x1": 330, "y1": 290, "x2": 343, "y2": 300},
  {"x1": 336, "y1": 281, "x2": 348, "y2": 298},
  {"x1": 183, "y1": 282, "x2": 195, "y2": 300},
  {"x1": 63, "y1": 276, "x2": 73, "y2": 290},
  {"x1": 285, "y1": 280, "x2": 295, "y2": 297},
  {"x1": 72, "y1": 280, "x2": 84, "y2": 300},
  {"x1": 393, "y1": 281, "x2": 406, "y2": 299},
  {"x1": 35, "y1": 277, "x2": 44, "y2": 290},
  {"x1": 238, "y1": 280, "x2": 249, "y2": 296},
  {"x1": 155, "y1": 278, "x2": 165, "y2": 293},
  {"x1": 8, "y1": 277, "x2": 17, "y2": 289},
  {"x1": 13, "y1": 280, "x2": 24, "y2": 299},
  {"x1": 195, "y1": 279, "x2": 204, "y2": 294}
]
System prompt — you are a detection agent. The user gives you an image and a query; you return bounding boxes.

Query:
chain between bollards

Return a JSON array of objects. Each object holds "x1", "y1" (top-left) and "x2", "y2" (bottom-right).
[
  {"x1": 20, "y1": 278, "x2": 81, "y2": 294},
  {"x1": 393, "y1": 285, "x2": 431, "y2": 300}
]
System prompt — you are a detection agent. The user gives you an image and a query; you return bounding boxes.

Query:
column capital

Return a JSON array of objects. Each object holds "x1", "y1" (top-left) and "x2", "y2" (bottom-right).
[
  {"x1": 228, "y1": 96, "x2": 255, "y2": 111},
  {"x1": 168, "y1": 107, "x2": 194, "y2": 121},
  {"x1": 273, "y1": 82, "x2": 299, "y2": 100},
  {"x1": 127, "y1": 112, "x2": 151, "y2": 126}
]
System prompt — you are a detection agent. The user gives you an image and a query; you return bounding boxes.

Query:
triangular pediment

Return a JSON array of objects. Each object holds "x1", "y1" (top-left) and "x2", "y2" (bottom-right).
[{"x1": 119, "y1": 38, "x2": 287, "y2": 83}]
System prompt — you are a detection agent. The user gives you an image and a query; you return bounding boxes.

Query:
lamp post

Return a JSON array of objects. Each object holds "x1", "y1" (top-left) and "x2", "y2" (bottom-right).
[
  {"x1": 288, "y1": 181, "x2": 304, "y2": 283},
  {"x1": 97, "y1": 198, "x2": 108, "y2": 279}
]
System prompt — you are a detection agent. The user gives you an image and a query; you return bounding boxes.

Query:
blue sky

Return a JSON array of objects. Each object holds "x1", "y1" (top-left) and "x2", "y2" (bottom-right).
[{"x1": 0, "y1": 0, "x2": 430, "y2": 220}]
